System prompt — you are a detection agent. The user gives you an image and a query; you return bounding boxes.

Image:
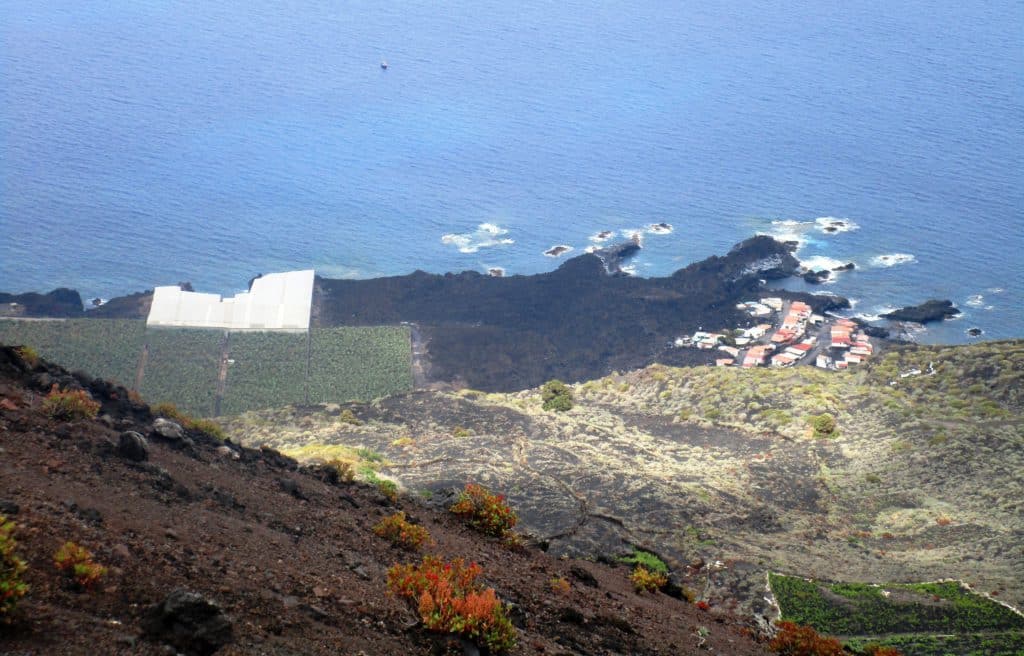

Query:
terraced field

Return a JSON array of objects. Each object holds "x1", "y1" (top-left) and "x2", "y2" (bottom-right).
[{"x1": 769, "y1": 574, "x2": 1024, "y2": 655}]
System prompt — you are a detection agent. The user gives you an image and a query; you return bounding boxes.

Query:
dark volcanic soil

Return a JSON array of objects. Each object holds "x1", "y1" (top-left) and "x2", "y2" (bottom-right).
[
  {"x1": 316, "y1": 236, "x2": 843, "y2": 391},
  {"x1": 0, "y1": 347, "x2": 770, "y2": 655}
]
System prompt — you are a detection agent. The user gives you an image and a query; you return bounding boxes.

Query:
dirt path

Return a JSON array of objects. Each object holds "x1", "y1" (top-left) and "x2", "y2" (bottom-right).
[
  {"x1": 409, "y1": 323, "x2": 430, "y2": 389},
  {"x1": 133, "y1": 344, "x2": 149, "y2": 392},
  {"x1": 214, "y1": 332, "x2": 231, "y2": 416}
]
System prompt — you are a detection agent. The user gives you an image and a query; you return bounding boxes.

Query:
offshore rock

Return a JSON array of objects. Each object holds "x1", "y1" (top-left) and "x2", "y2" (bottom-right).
[{"x1": 883, "y1": 299, "x2": 960, "y2": 323}]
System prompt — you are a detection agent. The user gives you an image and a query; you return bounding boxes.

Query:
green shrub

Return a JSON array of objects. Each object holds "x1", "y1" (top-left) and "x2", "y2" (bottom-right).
[
  {"x1": 810, "y1": 413, "x2": 837, "y2": 438},
  {"x1": 42, "y1": 385, "x2": 100, "y2": 421},
  {"x1": 0, "y1": 515, "x2": 29, "y2": 617},
  {"x1": 541, "y1": 380, "x2": 573, "y2": 412},
  {"x1": 618, "y1": 548, "x2": 668, "y2": 574}
]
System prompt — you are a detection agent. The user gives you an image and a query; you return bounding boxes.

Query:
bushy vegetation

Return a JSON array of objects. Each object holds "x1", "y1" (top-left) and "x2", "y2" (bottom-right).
[
  {"x1": 769, "y1": 574, "x2": 1024, "y2": 654},
  {"x1": 0, "y1": 516, "x2": 29, "y2": 617},
  {"x1": 42, "y1": 385, "x2": 100, "y2": 421},
  {"x1": 541, "y1": 379, "x2": 573, "y2": 412},
  {"x1": 450, "y1": 483, "x2": 518, "y2": 538},
  {"x1": 387, "y1": 556, "x2": 516, "y2": 652},
  {"x1": 374, "y1": 512, "x2": 430, "y2": 549},
  {"x1": 0, "y1": 319, "x2": 145, "y2": 387},
  {"x1": 810, "y1": 412, "x2": 837, "y2": 438},
  {"x1": 769, "y1": 621, "x2": 846, "y2": 656},
  {"x1": 630, "y1": 566, "x2": 668, "y2": 593},
  {"x1": 618, "y1": 548, "x2": 668, "y2": 574},
  {"x1": 53, "y1": 541, "x2": 106, "y2": 590}
]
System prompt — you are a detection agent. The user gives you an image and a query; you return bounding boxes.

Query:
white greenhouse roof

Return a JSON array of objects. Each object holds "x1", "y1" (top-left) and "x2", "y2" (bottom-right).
[{"x1": 146, "y1": 270, "x2": 315, "y2": 332}]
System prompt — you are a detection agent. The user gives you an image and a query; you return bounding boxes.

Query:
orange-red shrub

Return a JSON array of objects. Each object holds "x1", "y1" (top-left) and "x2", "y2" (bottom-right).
[
  {"x1": 630, "y1": 566, "x2": 667, "y2": 593},
  {"x1": 769, "y1": 621, "x2": 845, "y2": 656},
  {"x1": 450, "y1": 483, "x2": 517, "y2": 537},
  {"x1": 42, "y1": 385, "x2": 100, "y2": 421},
  {"x1": 387, "y1": 556, "x2": 516, "y2": 652},
  {"x1": 373, "y1": 512, "x2": 431, "y2": 550}
]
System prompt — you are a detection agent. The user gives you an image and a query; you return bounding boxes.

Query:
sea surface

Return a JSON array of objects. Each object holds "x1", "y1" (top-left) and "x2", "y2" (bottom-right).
[{"x1": 2, "y1": 0, "x2": 1022, "y2": 343}]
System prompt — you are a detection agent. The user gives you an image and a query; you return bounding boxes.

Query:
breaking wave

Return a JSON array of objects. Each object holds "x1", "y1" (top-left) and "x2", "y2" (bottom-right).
[
  {"x1": 814, "y1": 216, "x2": 859, "y2": 234},
  {"x1": 441, "y1": 223, "x2": 515, "y2": 253},
  {"x1": 870, "y1": 253, "x2": 916, "y2": 267}
]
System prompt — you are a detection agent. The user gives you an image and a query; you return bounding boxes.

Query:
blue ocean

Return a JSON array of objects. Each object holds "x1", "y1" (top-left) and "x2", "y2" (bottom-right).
[{"x1": 2, "y1": 0, "x2": 1022, "y2": 343}]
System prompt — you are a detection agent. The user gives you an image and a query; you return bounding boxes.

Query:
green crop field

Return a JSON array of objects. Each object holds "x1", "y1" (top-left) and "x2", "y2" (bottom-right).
[
  {"x1": 0, "y1": 320, "x2": 413, "y2": 416},
  {"x1": 0, "y1": 319, "x2": 145, "y2": 387},
  {"x1": 139, "y1": 327, "x2": 225, "y2": 417},
  {"x1": 221, "y1": 332, "x2": 309, "y2": 415},
  {"x1": 769, "y1": 573, "x2": 1024, "y2": 655},
  {"x1": 308, "y1": 326, "x2": 412, "y2": 404}
]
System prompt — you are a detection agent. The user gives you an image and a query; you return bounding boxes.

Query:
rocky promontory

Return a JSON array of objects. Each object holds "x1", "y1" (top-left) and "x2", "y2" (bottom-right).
[
  {"x1": 882, "y1": 299, "x2": 961, "y2": 323},
  {"x1": 316, "y1": 236, "x2": 846, "y2": 390}
]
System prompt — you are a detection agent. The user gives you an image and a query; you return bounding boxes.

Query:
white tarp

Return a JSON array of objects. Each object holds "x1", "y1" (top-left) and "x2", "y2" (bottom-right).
[{"x1": 146, "y1": 270, "x2": 314, "y2": 332}]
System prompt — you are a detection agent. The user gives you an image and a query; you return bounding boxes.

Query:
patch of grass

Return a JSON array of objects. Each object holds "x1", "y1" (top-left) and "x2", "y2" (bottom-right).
[
  {"x1": 42, "y1": 385, "x2": 101, "y2": 421},
  {"x1": 618, "y1": 548, "x2": 668, "y2": 574}
]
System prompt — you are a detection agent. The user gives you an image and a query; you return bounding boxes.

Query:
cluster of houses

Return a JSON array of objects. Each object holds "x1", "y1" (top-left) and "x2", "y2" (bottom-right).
[
  {"x1": 816, "y1": 318, "x2": 874, "y2": 369},
  {"x1": 676, "y1": 296, "x2": 877, "y2": 372}
]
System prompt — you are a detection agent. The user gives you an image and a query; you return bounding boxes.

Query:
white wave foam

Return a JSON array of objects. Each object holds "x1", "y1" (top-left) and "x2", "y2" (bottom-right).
[
  {"x1": 800, "y1": 255, "x2": 848, "y2": 271},
  {"x1": 441, "y1": 223, "x2": 515, "y2": 253},
  {"x1": 620, "y1": 264, "x2": 638, "y2": 276},
  {"x1": 486, "y1": 267, "x2": 505, "y2": 277},
  {"x1": 987, "y1": 287, "x2": 1005, "y2": 294},
  {"x1": 870, "y1": 253, "x2": 916, "y2": 267},
  {"x1": 815, "y1": 216, "x2": 859, "y2": 234},
  {"x1": 965, "y1": 294, "x2": 985, "y2": 307},
  {"x1": 543, "y1": 244, "x2": 573, "y2": 257}
]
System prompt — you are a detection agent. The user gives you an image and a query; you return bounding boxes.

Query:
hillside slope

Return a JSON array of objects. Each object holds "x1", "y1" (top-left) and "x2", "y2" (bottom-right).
[
  {"x1": 221, "y1": 340, "x2": 1024, "y2": 630},
  {"x1": 0, "y1": 346, "x2": 769, "y2": 655}
]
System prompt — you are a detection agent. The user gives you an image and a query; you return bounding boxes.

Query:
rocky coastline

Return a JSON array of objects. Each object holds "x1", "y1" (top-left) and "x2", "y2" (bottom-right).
[{"x1": 2, "y1": 235, "x2": 852, "y2": 391}]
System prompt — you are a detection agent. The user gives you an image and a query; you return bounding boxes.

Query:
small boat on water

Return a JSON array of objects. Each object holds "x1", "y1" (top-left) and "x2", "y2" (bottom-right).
[{"x1": 380, "y1": 60, "x2": 388, "y2": 70}]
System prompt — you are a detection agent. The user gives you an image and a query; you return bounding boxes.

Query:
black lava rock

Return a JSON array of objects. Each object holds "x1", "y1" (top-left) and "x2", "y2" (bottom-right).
[
  {"x1": 117, "y1": 431, "x2": 149, "y2": 462},
  {"x1": 882, "y1": 299, "x2": 960, "y2": 323},
  {"x1": 142, "y1": 589, "x2": 233, "y2": 656}
]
